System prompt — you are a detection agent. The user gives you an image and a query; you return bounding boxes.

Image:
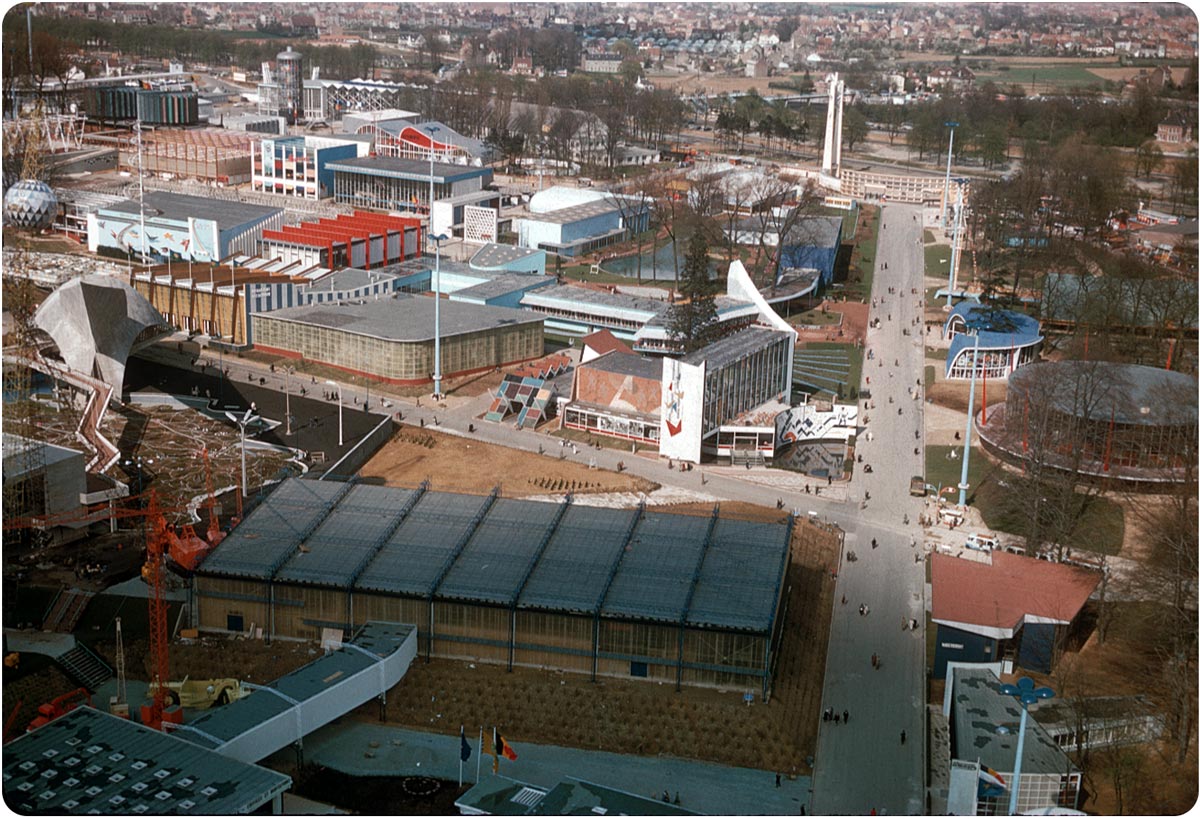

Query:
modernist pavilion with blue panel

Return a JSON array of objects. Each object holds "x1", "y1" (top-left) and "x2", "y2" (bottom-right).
[
  {"x1": 195, "y1": 478, "x2": 793, "y2": 695},
  {"x1": 942, "y1": 302, "x2": 1043, "y2": 380}
]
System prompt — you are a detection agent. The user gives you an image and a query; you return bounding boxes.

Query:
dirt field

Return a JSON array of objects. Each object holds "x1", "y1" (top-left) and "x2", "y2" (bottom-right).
[
  {"x1": 794, "y1": 300, "x2": 869, "y2": 346},
  {"x1": 357, "y1": 518, "x2": 839, "y2": 774},
  {"x1": 358, "y1": 427, "x2": 658, "y2": 497}
]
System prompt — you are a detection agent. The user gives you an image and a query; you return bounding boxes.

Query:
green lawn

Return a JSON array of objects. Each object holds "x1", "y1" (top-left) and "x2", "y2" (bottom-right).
[
  {"x1": 791, "y1": 308, "x2": 842, "y2": 327},
  {"x1": 925, "y1": 346, "x2": 948, "y2": 361},
  {"x1": 925, "y1": 244, "x2": 952, "y2": 279},
  {"x1": 924, "y1": 445, "x2": 1125, "y2": 554},
  {"x1": 975, "y1": 63, "x2": 1112, "y2": 90},
  {"x1": 845, "y1": 205, "x2": 878, "y2": 302},
  {"x1": 923, "y1": 229, "x2": 937, "y2": 245},
  {"x1": 795, "y1": 341, "x2": 863, "y2": 401}
]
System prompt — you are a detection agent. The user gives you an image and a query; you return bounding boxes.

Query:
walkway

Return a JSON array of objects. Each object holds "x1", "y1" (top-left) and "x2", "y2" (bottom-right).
[
  {"x1": 810, "y1": 204, "x2": 929, "y2": 815},
  {"x1": 292, "y1": 721, "x2": 812, "y2": 816}
]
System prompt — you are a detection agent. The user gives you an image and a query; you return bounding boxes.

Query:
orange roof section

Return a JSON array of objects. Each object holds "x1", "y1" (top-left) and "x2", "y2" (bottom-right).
[
  {"x1": 581, "y1": 328, "x2": 633, "y2": 357},
  {"x1": 931, "y1": 550, "x2": 1101, "y2": 631}
]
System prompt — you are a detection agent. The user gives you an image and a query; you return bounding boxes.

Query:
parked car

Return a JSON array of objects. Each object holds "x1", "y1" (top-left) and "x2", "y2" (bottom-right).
[{"x1": 965, "y1": 532, "x2": 1000, "y2": 552}]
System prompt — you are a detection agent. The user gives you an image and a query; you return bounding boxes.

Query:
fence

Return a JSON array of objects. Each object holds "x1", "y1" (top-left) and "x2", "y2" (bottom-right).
[{"x1": 318, "y1": 413, "x2": 396, "y2": 481}]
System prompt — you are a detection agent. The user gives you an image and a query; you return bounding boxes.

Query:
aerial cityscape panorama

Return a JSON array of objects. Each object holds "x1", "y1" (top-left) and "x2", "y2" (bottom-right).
[{"x1": 1, "y1": 1, "x2": 1196, "y2": 815}]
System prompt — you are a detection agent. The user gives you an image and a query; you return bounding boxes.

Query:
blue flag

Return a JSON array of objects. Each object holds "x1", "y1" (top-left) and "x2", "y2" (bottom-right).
[{"x1": 460, "y1": 726, "x2": 471, "y2": 762}]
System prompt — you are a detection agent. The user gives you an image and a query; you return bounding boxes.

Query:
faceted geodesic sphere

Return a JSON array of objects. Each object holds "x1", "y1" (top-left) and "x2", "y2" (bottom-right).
[{"x1": 4, "y1": 180, "x2": 58, "y2": 230}]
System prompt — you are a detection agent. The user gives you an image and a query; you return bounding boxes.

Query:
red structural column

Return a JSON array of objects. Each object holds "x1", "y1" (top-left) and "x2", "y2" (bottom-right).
[
  {"x1": 1102, "y1": 405, "x2": 1116, "y2": 472},
  {"x1": 1022, "y1": 397, "x2": 1029, "y2": 453},
  {"x1": 1166, "y1": 337, "x2": 1176, "y2": 371},
  {"x1": 981, "y1": 354, "x2": 988, "y2": 426}
]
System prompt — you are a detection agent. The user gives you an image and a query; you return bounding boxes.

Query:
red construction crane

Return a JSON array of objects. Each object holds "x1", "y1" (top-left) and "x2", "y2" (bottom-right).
[
  {"x1": 5, "y1": 490, "x2": 189, "y2": 732},
  {"x1": 139, "y1": 491, "x2": 177, "y2": 731}
]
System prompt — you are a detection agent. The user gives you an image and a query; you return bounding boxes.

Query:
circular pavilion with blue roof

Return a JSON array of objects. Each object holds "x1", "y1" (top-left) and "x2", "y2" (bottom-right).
[{"x1": 942, "y1": 302, "x2": 1043, "y2": 380}]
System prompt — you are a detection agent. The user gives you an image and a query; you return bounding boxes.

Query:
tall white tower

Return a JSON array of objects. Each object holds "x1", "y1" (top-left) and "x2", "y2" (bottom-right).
[{"x1": 821, "y1": 73, "x2": 845, "y2": 176}]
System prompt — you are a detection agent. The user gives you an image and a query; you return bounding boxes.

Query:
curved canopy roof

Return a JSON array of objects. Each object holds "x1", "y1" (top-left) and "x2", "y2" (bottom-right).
[{"x1": 33, "y1": 275, "x2": 170, "y2": 391}]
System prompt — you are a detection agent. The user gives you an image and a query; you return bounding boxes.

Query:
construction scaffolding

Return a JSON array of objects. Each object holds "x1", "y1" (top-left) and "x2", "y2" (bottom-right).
[{"x1": 84, "y1": 128, "x2": 260, "y2": 184}]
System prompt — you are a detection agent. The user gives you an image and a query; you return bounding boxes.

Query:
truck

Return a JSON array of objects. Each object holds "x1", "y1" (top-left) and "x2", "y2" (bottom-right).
[{"x1": 909, "y1": 476, "x2": 927, "y2": 497}]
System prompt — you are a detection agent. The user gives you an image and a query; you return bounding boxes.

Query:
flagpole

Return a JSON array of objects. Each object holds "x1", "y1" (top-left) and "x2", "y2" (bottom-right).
[
  {"x1": 459, "y1": 724, "x2": 464, "y2": 787},
  {"x1": 476, "y1": 726, "x2": 483, "y2": 782}
]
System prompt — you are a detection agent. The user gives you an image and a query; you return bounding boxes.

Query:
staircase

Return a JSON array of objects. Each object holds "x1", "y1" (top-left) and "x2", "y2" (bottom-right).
[
  {"x1": 55, "y1": 644, "x2": 113, "y2": 692},
  {"x1": 731, "y1": 449, "x2": 766, "y2": 468},
  {"x1": 41, "y1": 588, "x2": 96, "y2": 633}
]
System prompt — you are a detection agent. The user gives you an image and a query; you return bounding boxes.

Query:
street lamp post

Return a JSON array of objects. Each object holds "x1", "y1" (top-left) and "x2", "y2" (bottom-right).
[
  {"x1": 283, "y1": 366, "x2": 293, "y2": 436},
  {"x1": 958, "y1": 332, "x2": 980, "y2": 507},
  {"x1": 947, "y1": 180, "x2": 966, "y2": 309},
  {"x1": 427, "y1": 124, "x2": 441, "y2": 249},
  {"x1": 326, "y1": 380, "x2": 343, "y2": 446},
  {"x1": 225, "y1": 408, "x2": 260, "y2": 499},
  {"x1": 999, "y1": 677, "x2": 1055, "y2": 815},
  {"x1": 432, "y1": 232, "x2": 449, "y2": 399},
  {"x1": 940, "y1": 121, "x2": 959, "y2": 229}
]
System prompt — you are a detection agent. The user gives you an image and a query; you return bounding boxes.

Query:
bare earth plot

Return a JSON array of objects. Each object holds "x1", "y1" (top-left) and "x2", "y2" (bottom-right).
[{"x1": 358, "y1": 427, "x2": 658, "y2": 498}]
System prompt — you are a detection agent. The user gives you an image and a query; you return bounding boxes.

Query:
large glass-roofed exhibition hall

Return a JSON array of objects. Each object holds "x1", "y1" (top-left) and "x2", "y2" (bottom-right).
[{"x1": 196, "y1": 478, "x2": 793, "y2": 694}]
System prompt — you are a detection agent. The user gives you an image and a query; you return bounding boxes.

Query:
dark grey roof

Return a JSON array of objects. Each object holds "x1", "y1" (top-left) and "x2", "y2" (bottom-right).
[
  {"x1": 534, "y1": 778, "x2": 698, "y2": 816},
  {"x1": 526, "y1": 199, "x2": 619, "y2": 225},
  {"x1": 681, "y1": 327, "x2": 789, "y2": 369},
  {"x1": 305, "y1": 267, "x2": 402, "y2": 293},
  {"x1": 450, "y1": 274, "x2": 554, "y2": 302},
  {"x1": 2, "y1": 707, "x2": 291, "y2": 814},
  {"x1": 104, "y1": 191, "x2": 282, "y2": 231},
  {"x1": 274, "y1": 484, "x2": 420, "y2": 587},
  {"x1": 199, "y1": 479, "x2": 347, "y2": 579},
  {"x1": 688, "y1": 517, "x2": 791, "y2": 631},
  {"x1": 200, "y1": 479, "x2": 791, "y2": 632},
  {"x1": 951, "y1": 667, "x2": 1075, "y2": 776},
  {"x1": 471, "y1": 242, "x2": 543, "y2": 269},
  {"x1": 601, "y1": 511, "x2": 712, "y2": 623},
  {"x1": 326, "y1": 155, "x2": 490, "y2": 184},
  {"x1": 256, "y1": 294, "x2": 543, "y2": 343},
  {"x1": 782, "y1": 215, "x2": 843, "y2": 249},
  {"x1": 518, "y1": 506, "x2": 639, "y2": 613},
  {"x1": 1009, "y1": 361, "x2": 1197, "y2": 426},
  {"x1": 355, "y1": 491, "x2": 495, "y2": 596},
  {"x1": 521, "y1": 284, "x2": 667, "y2": 317},
  {"x1": 581, "y1": 351, "x2": 662, "y2": 381},
  {"x1": 437, "y1": 498, "x2": 564, "y2": 604},
  {"x1": 181, "y1": 622, "x2": 413, "y2": 750}
]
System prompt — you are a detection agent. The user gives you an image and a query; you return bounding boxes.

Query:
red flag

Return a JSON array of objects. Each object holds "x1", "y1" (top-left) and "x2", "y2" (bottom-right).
[{"x1": 497, "y1": 732, "x2": 518, "y2": 761}]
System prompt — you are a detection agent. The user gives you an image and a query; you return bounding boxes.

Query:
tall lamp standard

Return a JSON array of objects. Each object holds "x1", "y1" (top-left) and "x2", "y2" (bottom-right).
[
  {"x1": 325, "y1": 380, "x2": 343, "y2": 446},
  {"x1": 225, "y1": 408, "x2": 260, "y2": 499},
  {"x1": 283, "y1": 365, "x2": 294, "y2": 436},
  {"x1": 998, "y1": 677, "x2": 1055, "y2": 815},
  {"x1": 940, "y1": 121, "x2": 959, "y2": 230},
  {"x1": 427, "y1": 124, "x2": 441, "y2": 251},
  {"x1": 431, "y1": 232, "x2": 449, "y2": 399},
  {"x1": 946, "y1": 179, "x2": 966, "y2": 309},
  {"x1": 957, "y1": 331, "x2": 980, "y2": 508}
]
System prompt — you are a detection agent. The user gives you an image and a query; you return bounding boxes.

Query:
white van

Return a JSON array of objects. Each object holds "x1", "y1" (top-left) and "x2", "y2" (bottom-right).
[{"x1": 965, "y1": 532, "x2": 1000, "y2": 552}]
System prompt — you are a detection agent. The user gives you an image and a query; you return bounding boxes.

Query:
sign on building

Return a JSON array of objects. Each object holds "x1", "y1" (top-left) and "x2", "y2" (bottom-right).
[
  {"x1": 658, "y1": 357, "x2": 706, "y2": 463},
  {"x1": 464, "y1": 205, "x2": 498, "y2": 244}
]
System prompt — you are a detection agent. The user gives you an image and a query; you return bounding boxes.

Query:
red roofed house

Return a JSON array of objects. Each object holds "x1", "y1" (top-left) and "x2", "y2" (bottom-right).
[
  {"x1": 579, "y1": 328, "x2": 633, "y2": 363},
  {"x1": 930, "y1": 551, "x2": 1101, "y2": 678}
]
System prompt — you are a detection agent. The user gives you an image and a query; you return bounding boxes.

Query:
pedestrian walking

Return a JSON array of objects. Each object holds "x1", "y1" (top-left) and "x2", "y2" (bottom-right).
[
  {"x1": 776, "y1": 773, "x2": 782, "y2": 788},
  {"x1": 900, "y1": 730, "x2": 906, "y2": 745},
  {"x1": 833, "y1": 713, "x2": 840, "y2": 725},
  {"x1": 841, "y1": 594, "x2": 847, "y2": 605},
  {"x1": 859, "y1": 604, "x2": 865, "y2": 616},
  {"x1": 843, "y1": 710, "x2": 849, "y2": 724}
]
